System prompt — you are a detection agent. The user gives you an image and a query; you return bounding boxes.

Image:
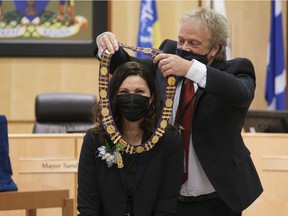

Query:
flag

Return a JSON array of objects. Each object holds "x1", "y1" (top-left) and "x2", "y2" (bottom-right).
[
  {"x1": 205, "y1": 0, "x2": 232, "y2": 60},
  {"x1": 265, "y1": 0, "x2": 286, "y2": 110},
  {"x1": 136, "y1": 0, "x2": 161, "y2": 58},
  {"x1": 0, "y1": 115, "x2": 18, "y2": 192}
]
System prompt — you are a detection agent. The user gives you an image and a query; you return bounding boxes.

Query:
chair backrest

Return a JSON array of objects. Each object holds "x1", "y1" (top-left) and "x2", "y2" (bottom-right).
[{"x1": 33, "y1": 93, "x2": 97, "y2": 133}]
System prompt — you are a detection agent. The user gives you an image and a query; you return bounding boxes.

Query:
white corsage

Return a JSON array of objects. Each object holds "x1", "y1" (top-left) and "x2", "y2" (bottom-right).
[
  {"x1": 97, "y1": 145, "x2": 117, "y2": 167},
  {"x1": 97, "y1": 140, "x2": 123, "y2": 168}
]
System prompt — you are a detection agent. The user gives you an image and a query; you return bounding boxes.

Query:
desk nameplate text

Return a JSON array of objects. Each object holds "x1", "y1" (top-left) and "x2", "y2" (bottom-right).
[{"x1": 18, "y1": 158, "x2": 78, "y2": 173}]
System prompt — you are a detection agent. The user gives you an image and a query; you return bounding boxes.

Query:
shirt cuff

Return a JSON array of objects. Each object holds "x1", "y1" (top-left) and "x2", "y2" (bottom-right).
[
  {"x1": 97, "y1": 50, "x2": 102, "y2": 59},
  {"x1": 96, "y1": 33, "x2": 106, "y2": 58},
  {"x1": 185, "y1": 59, "x2": 207, "y2": 88}
]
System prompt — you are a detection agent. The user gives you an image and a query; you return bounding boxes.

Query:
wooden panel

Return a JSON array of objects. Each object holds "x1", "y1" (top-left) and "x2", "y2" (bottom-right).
[
  {"x1": 243, "y1": 133, "x2": 288, "y2": 216},
  {"x1": 0, "y1": 185, "x2": 69, "y2": 210},
  {"x1": 262, "y1": 156, "x2": 288, "y2": 171},
  {"x1": 0, "y1": 184, "x2": 73, "y2": 216},
  {"x1": 4, "y1": 133, "x2": 288, "y2": 215},
  {"x1": 0, "y1": 58, "x2": 99, "y2": 131},
  {"x1": 2, "y1": 134, "x2": 84, "y2": 216}
]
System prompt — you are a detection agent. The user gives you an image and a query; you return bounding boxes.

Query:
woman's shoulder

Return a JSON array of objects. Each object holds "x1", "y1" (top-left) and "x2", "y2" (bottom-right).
[
  {"x1": 83, "y1": 128, "x2": 96, "y2": 141},
  {"x1": 164, "y1": 125, "x2": 181, "y2": 138},
  {"x1": 160, "y1": 126, "x2": 182, "y2": 146},
  {"x1": 153, "y1": 126, "x2": 183, "y2": 157},
  {"x1": 83, "y1": 128, "x2": 104, "y2": 148}
]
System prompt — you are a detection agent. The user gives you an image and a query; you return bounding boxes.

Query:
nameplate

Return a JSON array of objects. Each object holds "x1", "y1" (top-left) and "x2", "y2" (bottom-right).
[
  {"x1": 18, "y1": 158, "x2": 78, "y2": 173},
  {"x1": 262, "y1": 156, "x2": 288, "y2": 172}
]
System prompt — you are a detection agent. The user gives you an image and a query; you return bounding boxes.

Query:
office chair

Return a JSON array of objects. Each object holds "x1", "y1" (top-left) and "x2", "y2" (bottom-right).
[{"x1": 33, "y1": 93, "x2": 97, "y2": 133}]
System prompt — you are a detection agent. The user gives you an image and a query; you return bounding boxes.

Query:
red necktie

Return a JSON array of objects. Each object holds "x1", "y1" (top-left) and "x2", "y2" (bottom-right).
[{"x1": 175, "y1": 79, "x2": 195, "y2": 183}]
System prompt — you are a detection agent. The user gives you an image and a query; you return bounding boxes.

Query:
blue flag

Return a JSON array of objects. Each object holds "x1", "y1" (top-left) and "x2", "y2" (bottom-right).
[
  {"x1": 0, "y1": 115, "x2": 18, "y2": 192},
  {"x1": 136, "y1": 0, "x2": 161, "y2": 58},
  {"x1": 265, "y1": 0, "x2": 286, "y2": 110}
]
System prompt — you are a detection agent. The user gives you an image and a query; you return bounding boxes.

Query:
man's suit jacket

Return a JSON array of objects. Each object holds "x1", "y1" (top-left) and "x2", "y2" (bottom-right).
[
  {"x1": 77, "y1": 128, "x2": 183, "y2": 216},
  {"x1": 98, "y1": 39, "x2": 263, "y2": 213}
]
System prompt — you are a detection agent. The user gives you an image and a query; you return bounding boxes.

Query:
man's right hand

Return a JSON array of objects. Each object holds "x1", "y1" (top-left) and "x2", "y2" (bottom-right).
[{"x1": 96, "y1": 31, "x2": 119, "y2": 55}]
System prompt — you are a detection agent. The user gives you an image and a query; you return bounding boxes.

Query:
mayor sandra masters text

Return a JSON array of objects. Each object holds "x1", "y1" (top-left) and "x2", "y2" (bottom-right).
[{"x1": 41, "y1": 161, "x2": 78, "y2": 171}]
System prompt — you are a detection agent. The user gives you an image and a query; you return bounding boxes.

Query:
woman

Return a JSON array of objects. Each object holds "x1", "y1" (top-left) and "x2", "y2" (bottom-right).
[{"x1": 77, "y1": 61, "x2": 183, "y2": 216}]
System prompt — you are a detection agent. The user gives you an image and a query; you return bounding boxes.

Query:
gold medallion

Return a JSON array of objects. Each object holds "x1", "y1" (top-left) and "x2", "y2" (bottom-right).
[
  {"x1": 142, "y1": 48, "x2": 152, "y2": 54},
  {"x1": 160, "y1": 120, "x2": 167, "y2": 129},
  {"x1": 99, "y1": 89, "x2": 107, "y2": 98},
  {"x1": 115, "y1": 152, "x2": 124, "y2": 168},
  {"x1": 135, "y1": 146, "x2": 144, "y2": 153},
  {"x1": 107, "y1": 125, "x2": 115, "y2": 134},
  {"x1": 168, "y1": 76, "x2": 176, "y2": 86},
  {"x1": 165, "y1": 98, "x2": 173, "y2": 107},
  {"x1": 101, "y1": 107, "x2": 109, "y2": 116},
  {"x1": 100, "y1": 67, "x2": 108, "y2": 75},
  {"x1": 152, "y1": 135, "x2": 159, "y2": 144}
]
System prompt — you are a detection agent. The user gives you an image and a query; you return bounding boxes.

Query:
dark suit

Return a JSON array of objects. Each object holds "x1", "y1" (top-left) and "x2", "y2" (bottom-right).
[
  {"x1": 77, "y1": 128, "x2": 183, "y2": 216},
  {"x1": 96, "y1": 39, "x2": 263, "y2": 214}
]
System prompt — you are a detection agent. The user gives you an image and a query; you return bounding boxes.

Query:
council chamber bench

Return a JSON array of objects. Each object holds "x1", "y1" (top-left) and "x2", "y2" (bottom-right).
[
  {"x1": 3, "y1": 133, "x2": 288, "y2": 216},
  {"x1": 1, "y1": 133, "x2": 84, "y2": 216}
]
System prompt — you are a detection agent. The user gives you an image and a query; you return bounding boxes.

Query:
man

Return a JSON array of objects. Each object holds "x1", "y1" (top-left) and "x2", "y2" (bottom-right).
[{"x1": 95, "y1": 7, "x2": 263, "y2": 216}]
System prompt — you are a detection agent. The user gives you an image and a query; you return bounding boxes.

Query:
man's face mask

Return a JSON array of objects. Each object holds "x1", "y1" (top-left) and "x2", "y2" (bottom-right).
[
  {"x1": 175, "y1": 48, "x2": 212, "y2": 65},
  {"x1": 116, "y1": 93, "x2": 150, "y2": 122}
]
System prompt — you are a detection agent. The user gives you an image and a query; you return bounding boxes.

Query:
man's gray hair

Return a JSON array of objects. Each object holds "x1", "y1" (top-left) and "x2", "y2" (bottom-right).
[{"x1": 180, "y1": 7, "x2": 228, "y2": 61}]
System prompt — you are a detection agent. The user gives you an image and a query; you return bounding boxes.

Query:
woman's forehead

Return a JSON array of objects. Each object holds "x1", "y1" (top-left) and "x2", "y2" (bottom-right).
[{"x1": 119, "y1": 75, "x2": 148, "y2": 89}]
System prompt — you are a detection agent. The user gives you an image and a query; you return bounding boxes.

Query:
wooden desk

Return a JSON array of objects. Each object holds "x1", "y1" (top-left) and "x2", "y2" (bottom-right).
[
  {"x1": 7, "y1": 133, "x2": 84, "y2": 216},
  {"x1": 0, "y1": 184, "x2": 73, "y2": 216},
  {"x1": 6, "y1": 133, "x2": 288, "y2": 215}
]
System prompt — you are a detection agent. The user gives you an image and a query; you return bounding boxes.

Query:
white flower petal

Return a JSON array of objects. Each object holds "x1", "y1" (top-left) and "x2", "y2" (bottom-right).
[{"x1": 98, "y1": 146, "x2": 106, "y2": 152}]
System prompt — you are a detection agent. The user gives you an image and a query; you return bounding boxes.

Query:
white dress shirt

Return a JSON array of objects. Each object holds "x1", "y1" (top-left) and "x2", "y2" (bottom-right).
[{"x1": 170, "y1": 59, "x2": 215, "y2": 197}]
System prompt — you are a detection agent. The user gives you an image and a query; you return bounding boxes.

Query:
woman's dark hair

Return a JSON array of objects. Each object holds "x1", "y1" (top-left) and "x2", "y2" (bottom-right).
[{"x1": 92, "y1": 61, "x2": 161, "y2": 142}]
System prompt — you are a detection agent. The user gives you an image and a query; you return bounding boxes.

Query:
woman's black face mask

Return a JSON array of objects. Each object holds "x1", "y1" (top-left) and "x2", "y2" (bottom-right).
[
  {"x1": 116, "y1": 93, "x2": 150, "y2": 122},
  {"x1": 175, "y1": 48, "x2": 209, "y2": 65}
]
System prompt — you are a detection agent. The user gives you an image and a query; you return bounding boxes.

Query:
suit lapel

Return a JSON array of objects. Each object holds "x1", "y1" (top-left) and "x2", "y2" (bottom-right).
[
  {"x1": 194, "y1": 87, "x2": 204, "y2": 106},
  {"x1": 193, "y1": 87, "x2": 204, "y2": 121}
]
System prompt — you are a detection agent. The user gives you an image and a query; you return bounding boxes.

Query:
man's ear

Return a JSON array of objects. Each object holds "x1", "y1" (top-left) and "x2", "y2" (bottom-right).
[{"x1": 211, "y1": 42, "x2": 221, "y2": 57}]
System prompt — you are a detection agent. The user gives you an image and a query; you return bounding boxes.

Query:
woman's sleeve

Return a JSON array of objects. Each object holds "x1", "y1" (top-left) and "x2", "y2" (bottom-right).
[
  {"x1": 77, "y1": 131, "x2": 102, "y2": 216},
  {"x1": 153, "y1": 130, "x2": 184, "y2": 216}
]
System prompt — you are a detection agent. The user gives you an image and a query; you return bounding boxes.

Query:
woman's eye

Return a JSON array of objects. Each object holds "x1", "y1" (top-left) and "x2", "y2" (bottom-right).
[
  {"x1": 118, "y1": 90, "x2": 129, "y2": 94},
  {"x1": 135, "y1": 90, "x2": 144, "y2": 94}
]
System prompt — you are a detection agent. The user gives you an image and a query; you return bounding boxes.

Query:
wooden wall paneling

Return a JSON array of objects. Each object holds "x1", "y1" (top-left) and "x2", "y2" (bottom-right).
[
  {"x1": 60, "y1": 58, "x2": 99, "y2": 93},
  {"x1": 10, "y1": 58, "x2": 62, "y2": 121},
  {"x1": 5, "y1": 134, "x2": 84, "y2": 216},
  {"x1": 0, "y1": 58, "x2": 12, "y2": 117},
  {"x1": 225, "y1": 1, "x2": 270, "y2": 110},
  {"x1": 2, "y1": 1, "x2": 288, "y2": 133},
  {"x1": 243, "y1": 134, "x2": 288, "y2": 216}
]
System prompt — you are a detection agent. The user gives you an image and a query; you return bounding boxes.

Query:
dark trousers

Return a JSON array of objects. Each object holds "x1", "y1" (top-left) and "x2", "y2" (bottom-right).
[{"x1": 176, "y1": 197, "x2": 241, "y2": 216}]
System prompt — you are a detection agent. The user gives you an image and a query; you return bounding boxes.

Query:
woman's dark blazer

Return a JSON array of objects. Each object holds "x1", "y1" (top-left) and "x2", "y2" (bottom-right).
[
  {"x1": 94, "y1": 40, "x2": 263, "y2": 213},
  {"x1": 77, "y1": 128, "x2": 183, "y2": 216}
]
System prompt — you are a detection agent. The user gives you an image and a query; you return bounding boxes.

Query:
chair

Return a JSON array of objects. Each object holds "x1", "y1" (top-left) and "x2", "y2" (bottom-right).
[{"x1": 33, "y1": 93, "x2": 97, "y2": 133}]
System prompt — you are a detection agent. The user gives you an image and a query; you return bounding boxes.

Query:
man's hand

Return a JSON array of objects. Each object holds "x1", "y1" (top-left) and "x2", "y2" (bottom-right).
[
  {"x1": 96, "y1": 31, "x2": 119, "y2": 55},
  {"x1": 153, "y1": 53, "x2": 193, "y2": 77}
]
